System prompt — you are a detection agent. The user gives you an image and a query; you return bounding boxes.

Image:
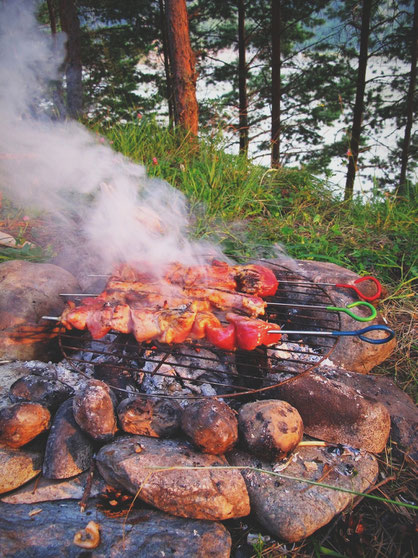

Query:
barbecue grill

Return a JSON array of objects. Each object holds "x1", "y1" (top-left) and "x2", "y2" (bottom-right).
[{"x1": 57, "y1": 263, "x2": 343, "y2": 400}]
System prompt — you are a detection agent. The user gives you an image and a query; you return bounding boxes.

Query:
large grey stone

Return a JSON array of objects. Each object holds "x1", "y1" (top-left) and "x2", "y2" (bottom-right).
[
  {"x1": 96, "y1": 435, "x2": 250, "y2": 520},
  {"x1": 228, "y1": 445, "x2": 379, "y2": 542}
]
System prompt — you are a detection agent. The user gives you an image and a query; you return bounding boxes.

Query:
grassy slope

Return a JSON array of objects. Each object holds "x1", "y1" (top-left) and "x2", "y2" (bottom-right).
[
  {"x1": 102, "y1": 118, "x2": 417, "y2": 397},
  {"x1": 1, "y1": 118, "x2": 416, "y2": 557}
]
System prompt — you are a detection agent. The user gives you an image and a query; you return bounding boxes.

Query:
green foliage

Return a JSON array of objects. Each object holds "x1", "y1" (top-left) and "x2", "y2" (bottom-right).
[{"x1": 98, "y1": 119, "x2": 418, "y2": 290}]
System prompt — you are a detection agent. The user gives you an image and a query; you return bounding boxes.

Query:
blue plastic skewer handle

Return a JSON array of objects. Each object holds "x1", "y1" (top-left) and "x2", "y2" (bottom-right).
[{"x1": 331, "y1": 324, "x2": 395, "y2": 344}]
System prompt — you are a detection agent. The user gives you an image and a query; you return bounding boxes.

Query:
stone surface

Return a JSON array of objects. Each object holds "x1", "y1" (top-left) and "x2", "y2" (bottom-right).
[
  {"x1": 181, "y1": 399, "x2": 238, "y2": 454},
  {"x1": 94, "y1": 363, "x2": 139, "y2": 402},
  {"x1": 118, "y1": 395, "x2": 182, "y2": 438},
  {"x1": 228, "y1": 445, "x2": 379, "y2": 542},
  {"x1": 0, "y1": 260, "x2": 80, "y2": 361},
  {"x1": 263, "y1": 257, "x2": 396, "y2": 373},
  {"x1": 73, "y1": 380, "x2": 117, "y2": 442},
  {"x1": 96, "y1": 435, "x2": 250, "y2": 520},
  {"x1": 0, "y1": 401, "x2": 51, "y2": 448},
  {"x1": 9, "y1": 374, "x2": 74, "y2": 411},
  {"x1": 0, "y1": 500, "x2": 232, "y2": 557},
  {"x1": 318, "y1": 367, "x2": 418, "y2": 460},
  {"x1": 43, "y1": 398, "x2": 94, "y2": 479},
  {"x1": 0, "y1": 362, "x2": 35, "y2": 410},
  {"x1": 1, "y1": 471, "x2": 105, "y2": 504},
  {"x1": 268, "y1": 371, "x2": 391, "y2": 453},
  {"x1": 238, "y1": 399, "x2": 303, "y2": 459},
  {"x1": 0, "y1": 443, "x2": 43, "y2": 494}
]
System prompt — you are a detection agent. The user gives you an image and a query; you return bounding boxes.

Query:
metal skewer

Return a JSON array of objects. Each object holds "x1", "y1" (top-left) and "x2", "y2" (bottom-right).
[
  {"x1": 40, "y1": 316, "x2": 394, "y2": 345},
  {"x1": 268, "y1": 300, "x2": 377, "y2": 322},
  {"x1": 268, "y1": 325, "x2": 394, "y2": 345},
  {"x1": 59, "y1": 293, "x2": 377, "y2": 322},
  {"x1": 275, "y1": 275, "x2": 382, "y2": 302},
  {"x1": 60, "y1": 293, "x2": 100, "y2": 297}
]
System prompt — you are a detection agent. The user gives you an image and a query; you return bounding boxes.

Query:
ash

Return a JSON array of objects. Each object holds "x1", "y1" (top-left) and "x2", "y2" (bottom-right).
[{"x1": 140, "y1": 345, "x2": 238, "y2": 401}]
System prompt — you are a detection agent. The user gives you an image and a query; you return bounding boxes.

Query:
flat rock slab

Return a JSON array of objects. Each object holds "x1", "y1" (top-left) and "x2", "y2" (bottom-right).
[
  {"x1": 264, "y1": 258, "x2": 396, "y2": 373},
  {"x1": 0, "y1": 500, "x2": 232, "y2": 557},
  {"x1": 96, "y1": 435, "x2": 250, "y2": 520},
  {"x1": 228, "y1": 445, "x2": 379, "y2": 543},
  {"x1": 0, "y1": 443, "x2": 43, "y2": 494},
  {"x1": 1, "y1": 471, "x2": 105, "y2": 504},
  {"x1": 268, "y1": 370, "x2": 391, "y2": 453},
  {"x1": 0, "y1": 260, "x2": 80, "y2": 361}
]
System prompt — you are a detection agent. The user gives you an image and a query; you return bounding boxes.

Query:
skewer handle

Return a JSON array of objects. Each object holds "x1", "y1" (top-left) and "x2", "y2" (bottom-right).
[
  {"x1": 269, "y1": 325, "x2": 394, "y2": 344},
  {"x1": 335, "y1": 276, "x2": 382, "y2": 302}
]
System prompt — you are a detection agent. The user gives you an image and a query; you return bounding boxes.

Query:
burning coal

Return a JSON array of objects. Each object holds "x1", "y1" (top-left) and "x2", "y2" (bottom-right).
[{"x1": 0, "y1": 0, "x2": 222, "y2": 275}]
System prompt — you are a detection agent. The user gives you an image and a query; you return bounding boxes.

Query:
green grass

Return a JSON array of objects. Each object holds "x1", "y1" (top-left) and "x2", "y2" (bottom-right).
[{"x1": 97, "y1": 117, "x2": 417, "y2": 292}]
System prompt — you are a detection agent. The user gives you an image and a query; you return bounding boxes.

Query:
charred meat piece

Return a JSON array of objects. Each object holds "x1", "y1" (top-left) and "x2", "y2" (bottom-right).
[
  {"x1": 233, "y1": 264, "x2": 278, "y2": 297},
  {"x1": 164, "y1": 260, "x2": 237, "y2": 290},
  {"x1": 186, "y1": 286, "x2": 266, "y2": 317}
]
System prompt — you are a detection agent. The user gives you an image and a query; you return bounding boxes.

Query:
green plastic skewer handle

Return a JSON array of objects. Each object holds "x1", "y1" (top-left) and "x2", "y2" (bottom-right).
[{"x1": 326, "y1": 301, "x2": 377, "y2": 322}]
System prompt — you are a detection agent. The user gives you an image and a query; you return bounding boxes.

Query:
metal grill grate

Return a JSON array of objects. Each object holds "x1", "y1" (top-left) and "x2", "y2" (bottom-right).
[{"x1": 58, "y1": 263, "x2": 341, "y2": 399}]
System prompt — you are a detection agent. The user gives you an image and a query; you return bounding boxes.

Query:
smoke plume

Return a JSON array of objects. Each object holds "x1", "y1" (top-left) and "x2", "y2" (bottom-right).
[{"x1": 0, "y1": 0, "x2": 220, "y2": 277}]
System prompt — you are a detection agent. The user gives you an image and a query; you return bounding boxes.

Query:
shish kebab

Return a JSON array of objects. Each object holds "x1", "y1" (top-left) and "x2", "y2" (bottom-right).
[{"x1": 43, "y1": 261, "x2": 394, "y2": 349}]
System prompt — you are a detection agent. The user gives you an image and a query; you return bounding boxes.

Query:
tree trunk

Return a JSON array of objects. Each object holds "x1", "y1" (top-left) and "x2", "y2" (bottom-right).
[
  {"x1": 398, "y1": 0, "x2": 417, "y2": 197},
  {"x1": 58, "y1": 0, "x2": 83, "y2": 120},
  {"x1": 47, "y1": 0, "x2": 65, "y2": 119},
  {"x1": 271, "y1": 0, "x2": 281, "y2": 168},
  {"x1": 165, "y1": 0, "x2": 199, "y2": 135},
  {"x1": 344, "y1": 0, "x2": 372, "y2": 201},
  {"x1": 46, "y1": 0, "x2": 57, "y2": 35},
  {"x1": 238, "y1": 0, "x2": 248, "y2": 157},
  {"x1": 158, "y1": 0, "x2": 175, "y2": 126}
]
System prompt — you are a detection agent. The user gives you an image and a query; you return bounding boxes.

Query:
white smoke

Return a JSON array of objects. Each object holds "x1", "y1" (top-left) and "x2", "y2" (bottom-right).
[{"x1": 0, "y1": 0, "x2": 221, "y2": 276}]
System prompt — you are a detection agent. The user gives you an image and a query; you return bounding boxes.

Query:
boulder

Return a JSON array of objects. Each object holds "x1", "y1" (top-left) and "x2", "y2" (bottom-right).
[
  {"x1": 118, "y1": 396, "x2": 182, "y2": 438},
  {"x1": 228, "y1": 445, "x2": 379, "y2": 542},
  {"x1": 43, "y1": 398, "x2": 94, "y2": 479},
  {"x1": 96, "y1": 435, "x2": 250, "y2": 520},
  {"x1": 238, "y1": 399, "x2": 303, "y2": 459},
  {"x1": 0, "y1": 500, "x2": 232, "y2": 557},
  {"x1": 317, "y1": 367, "x2": 418, "y2": 460},
  {"x1": 73, "y1": 380, "x2": 117, "y2": 442},
  {"x1": 9, "y1": 374, "x2": 73, "y2": 412},
  {"x1": 94, "y1": 363, "x2": 139, "y2": 402},
  {"x1": 268, "y1": 370, "x2": 391, "y2": 453},
  {"x1": 0, "y1": 402, "x2": 50, "y2": 448},
  {"x1": 181, "y1": 399, "x2": 238, "y2": 454},
  {"x1": 0, "y1": 260, "x2": 80, "y2": 361},
  {"x1": 0, "y1": 361, "x2": 33, "y2": 410},
  {"x1": 1, "y1": 471, "x2": 105, "y2": 504}
]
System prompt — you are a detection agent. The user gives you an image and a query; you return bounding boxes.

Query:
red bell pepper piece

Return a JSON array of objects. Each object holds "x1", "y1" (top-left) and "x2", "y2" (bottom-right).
[
  {"x1": 250, "y1": 265, "x2": 279, "y2": 297},
  {"x1": 205, "y1": 322, "x2": 236, "y2": 351},
  {"x1": 226, "y1": 313, "x2": 281, "y2": 351}
]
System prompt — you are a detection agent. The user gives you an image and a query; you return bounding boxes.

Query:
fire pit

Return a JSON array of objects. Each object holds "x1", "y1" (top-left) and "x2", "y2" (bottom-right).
[{"x1": 57, "y1": 263, "x2": 342, "y2": 401}]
